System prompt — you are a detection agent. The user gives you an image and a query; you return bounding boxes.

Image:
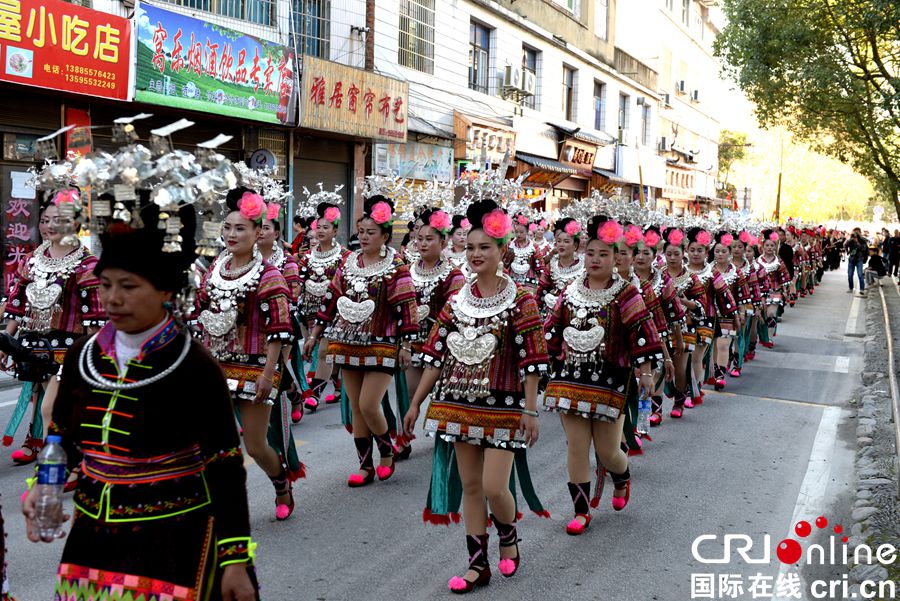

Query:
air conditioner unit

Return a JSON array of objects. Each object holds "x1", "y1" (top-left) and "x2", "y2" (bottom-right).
[
  {"x1": 662, "y1": 93, "x2": 672, "y2": 107},
  {"x1": 618, "y1": 128, "x2": 630, "y2": 145},
  {"x1": 691, "y1": 89, "x2": 700, "y2": 102},
  {"x1": 521, "y1": 70, "x2": 537, "y2": 96},
  {"x1": 503, "y1": 65, "x2": 522, "y2": 90},
  {"x1": 676, "y1": 80, "x2": 686, "y2": 94},
  {"x1": 659, "y1": 136, "x2": 670, "y2": 151},
  {"x1": 636, "y1": 96, "x2": 646, "y2": 106}
]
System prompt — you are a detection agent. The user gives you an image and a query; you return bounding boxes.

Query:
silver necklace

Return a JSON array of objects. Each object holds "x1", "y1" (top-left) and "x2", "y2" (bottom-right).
[
  {"x1": 412, "y1": 259, "x2": 452, "y2": 323},
  {"x1": 453, "y1": 274, "x2": 517, "y2": 321},
  {"x1": 266, "y1": 244, "x2": 286, "y2": 270},
  {"x1": 78, "y1": 331, "x2": 192, "y2": 391},
  {"x1": 210, "y1": 249, "x2": 264, "y2": 294},
  {"x1": 566, "y1": 277, "x2": 626, "y2": 315},
  {"x1": 310, "y1": 243, "x2": 342, "y2": 270},
  {"x1": 687, "y1": 262, "x2": 713, "y2": 284},
  {"x1": 719, "y1": 263, "x2": 739, "y2": 286},
  {"x1": 219, "y1": 247, "x2": 262, "y2": 279},
  {"x1": 550, "y1": 255, "x2": 584, "y2": 290},
  {"x1": 344, "y1": 248, "x2": 397, "y2": 294},
  {"x1": 757, "y1": 255, "x2": 781, "y2": 273}
]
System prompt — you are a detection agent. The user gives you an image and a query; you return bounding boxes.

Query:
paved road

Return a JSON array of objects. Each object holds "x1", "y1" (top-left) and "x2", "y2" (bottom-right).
[{"x1": 0, "y1": 270, "x2": 864, "y2": 601}]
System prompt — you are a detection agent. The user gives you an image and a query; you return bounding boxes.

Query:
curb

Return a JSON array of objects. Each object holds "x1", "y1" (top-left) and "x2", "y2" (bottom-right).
[{"x1": 0, "y1": 377, "x2": 19, "y2": 392}]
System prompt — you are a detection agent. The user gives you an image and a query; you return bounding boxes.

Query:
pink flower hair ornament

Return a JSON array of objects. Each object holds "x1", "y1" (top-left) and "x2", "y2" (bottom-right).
[
  {"x1": 460, "y1": 218, "x2": 471, "y2": 230},
  {"x1": 429, "y1": 210, "x2": 452, "y2": 236},
  {"x1": 695, "y1": 230, "x2": 713, "y2": 246},
  {"x1": 768, "y1": 232, "x2": 779, "y2": 242},
  {"x1": 368, "y1": 201, "x2": 394, "y2": 225},
  {"x1": 624, "y1": 224, "x2": 644, "y2": 248},
  {"x1": 238, "y1": 192, "x2": 266, "y2": 222},
  {"x1": 720, "y1": 233, "x2": 734, "y2": 247},
  {"x1": 323, "y1": 206, "x2": 341, "y2": 225},
  {"x1": 528, "y1": 223, "x2": 538, "y2": 233},
  {"x1": 748, "y1": 234, "x2": 759, "y2": 246},
  {"x1": 539, "y1": 219, "x2": 548, "y2": 229},
  {"x1": 266, "y1": 203, "x2": 281, "y2": 221},
  {"x1": 643, "y1": 230, "x2": 661, "y2": 248},
  {"x1": 564, "y1": 220, "x2": 582, "y2": 237},
  {"x1": 482, "y1": 209, "x2": 514, "y2": 244},
  {"x1": 666, "y1": 229, "x2": 685, "y2": 246},
  {"x1": 597, "y1": 220, "x2": 624, "y2": 246},
  {"x1": 310, "y1": 219, "x2": 318, "y2": 231},
  {"x1": 516, "y1": 214, "x2": 529, "y2": 227},
  {"x1": 739, "y1": 231, "x2": 752, "y2": 244},
  {"x1": 53, "y1": 190, "x2": 80, "y2": 208}
]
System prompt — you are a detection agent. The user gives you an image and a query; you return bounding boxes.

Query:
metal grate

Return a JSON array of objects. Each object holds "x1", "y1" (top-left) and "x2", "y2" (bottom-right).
[
  {"x1": 293, "y1": 0, "x2": 330, "y2": 59},
  {"x1": 398, "y1": 0, "x2": 434, "y2": 74},
  {"x1": 257, "y1": 128, "x2": 288, "y2": 180},
  {"x1": 157, "y1": 0, "x2": 275, "y2": 26}
]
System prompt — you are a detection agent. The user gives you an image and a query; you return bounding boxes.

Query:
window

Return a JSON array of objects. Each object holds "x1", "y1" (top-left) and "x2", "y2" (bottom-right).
[
  {"x1": 562, "y1": 66, "x2": 576, "y2": 121},
  {"x1": 665, "y1": 0, "x2": 674, "y2": 10},
  {"x1": 554, "y1": 0, "x2": 580, "y2": 14},
  {"x1": 162, "y1": 0, "x2": 275, "y2": 25},
  {"x1": 469, "y1": 21, "x2": 491, "y2": 94},
  {"x1": 595, "y1": 0, "x2": 608, "y2": 40},
  {"x1": 593, "y1": 81, "x2": 606, "y2": 131},
  {"x1": 681, "y1": 0, "x2": 690, "y2": 25},
  {"x1": 618, "y1": 93, "x2": 630, "y2": 131},
  {"x1": 522, "y1": 46, "x2": 539, "y2": 109},
  {"x1": 293, "y1": 0, "x2": 330, "y2": 58},
  {"x1": 641, "y1": 105, "x2": 651, "y2": 146},
  {"x1": 399, "y1": 0, "x2": 435, "y2": 74}
]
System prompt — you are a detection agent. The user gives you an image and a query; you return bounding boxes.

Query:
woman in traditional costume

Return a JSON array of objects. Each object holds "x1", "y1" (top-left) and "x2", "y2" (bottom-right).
[
  {"x1": 544, "y1": 216, "x2": 661, "y2": 535},
  {"x1": 404, "y1": 198, "x2": 547, "y2": 594},
  {"x1": 756, "y1": 229, "x2": 792, "y2": 345},
  {"x1": 445, "y1": 215, "x2": 470, "y2": 274},
  {"x1": 709, "y1": 232, "x2": 745, "y2": 389},
  {"x1": 535, "y1": 218, "x2": 585, "y2": 316},
  {"x1": 503, "y1": 214, "x2": 543, "y2": 294},
  {"x1": 1, "y1": 192, "x2": 103, "y2": 464},
  {"x1": 196, "y1": 188, "x2": 299, "y2": 521},
  {"x1": 304, "y1": 196, "x2": 418, "y2": 487},
  {"x1": 729, "y1": 231, "x2": 761, "y2": 377},
  {"x1": 24, "y1": 209, "x2": 258, "y2": 601},
  {"x1": 295, "y1": 202, "x2": 351, "y2": 417}
]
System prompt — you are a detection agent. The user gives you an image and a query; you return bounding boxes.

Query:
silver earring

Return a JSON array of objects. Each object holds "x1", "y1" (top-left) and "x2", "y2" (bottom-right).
[
  {"x1": 379, "y1": 245, "x2": 387, "y2": 258},
  {"x1": 496, "y1": 263, "x2": 505, "y2": 276}
]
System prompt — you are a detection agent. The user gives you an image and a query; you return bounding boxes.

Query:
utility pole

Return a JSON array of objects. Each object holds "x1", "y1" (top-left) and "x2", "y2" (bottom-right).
[{"x1": 774, "y1": 134, "x2": 784, "y2": 222}]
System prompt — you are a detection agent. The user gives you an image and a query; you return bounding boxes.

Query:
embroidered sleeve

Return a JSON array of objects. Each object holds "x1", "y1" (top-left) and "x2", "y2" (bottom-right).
[
  {"x1": 282, "y1": 256, "x2": 302, "y2": 304},
  {"x1": 217, "y1": 537, "x2": 256, "y2": 568},
  {"x1": 535, "y1": 265, "x2": 553, "y2": 306},
  {"x1": 618, "y1": 284, "x2": 663, "y2": 364},
  {"x1": 713, "y1": 272, "x2": 738, "y2": 317},
  {"x1": 542, "y1": 293, "x2": 564, "y2": 358},
  {"x1": 388, "y1": 263, "x2": 420, "y2": 340},
  {"x1": 257, "y1": 266, "x2": 293, "y2": 340},
  {"x1": 443, "y1": 269, "x2": 466, "y2": 302},
  {"x1": 662, "y1": 279, "x2": 687, "y2": 324},
  {"x1": 315, "y1": 267, "x2": 344, "y2": 326},
  {"x1": 48, "y1": 337, "x2": 86, "y2": 474},
  {"x1": 421, "y1": 301, "x2": 454, "y2": 368},
  {"x1": 513, "y1": 290, "x2": 549, "y2": 376},
  {"x1": 642, "y1": 283, "x2": 669, "y2": 338},
  {"x1": 76, "y1": 255, "x2": 105, "y2": 325}
]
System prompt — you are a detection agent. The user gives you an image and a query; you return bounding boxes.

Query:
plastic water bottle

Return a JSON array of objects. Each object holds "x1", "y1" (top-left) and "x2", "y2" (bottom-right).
[
  {"x1": 34, "y1": 434, "x2": 67, "y2": 540},
  {"x1": 636, "y1": 391, "x2": 652, "y2": 434}
]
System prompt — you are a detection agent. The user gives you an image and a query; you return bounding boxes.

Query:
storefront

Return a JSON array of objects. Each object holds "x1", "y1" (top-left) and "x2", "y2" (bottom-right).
[
  {"x1": 296, "y1": 56, "x2": 409, "y2": 241},
  {"x1": 453, "y1": 111, "x2": 516, "y2": 174}
]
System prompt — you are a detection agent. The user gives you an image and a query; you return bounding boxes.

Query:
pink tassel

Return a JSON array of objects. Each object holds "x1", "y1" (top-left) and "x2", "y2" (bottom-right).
[
  {"x1": 498, "y1": 559, "x2": 516, "y2": 577},
  {"x1": 448, "y1": 576, "x2": 469, "y2": 591}
]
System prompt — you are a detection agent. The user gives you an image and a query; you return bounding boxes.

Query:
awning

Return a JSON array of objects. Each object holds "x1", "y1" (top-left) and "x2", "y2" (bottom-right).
[
  {"x1": 516, "y1": 152, "x2": 579, "y2": 174},
  {"x1": 593, "y1": 167, "x2": 630, "y2": 184},
  {"x1": 408, "y1": 115, "x2": 455, "y2": 140},
  {"x1": 549, "y1": 123, "x2": 615, "y2": 146}
]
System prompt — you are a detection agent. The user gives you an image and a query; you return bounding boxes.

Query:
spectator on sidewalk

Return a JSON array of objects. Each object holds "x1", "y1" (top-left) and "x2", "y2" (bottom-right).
[
  {"x1": 889, "y1": 229, "x2": 900, "y2": 277},
  {"x1": 864, "y1": 246, "x2": 888, "y2": 291},
  {"x1": 845, "y1": 228, "x2": 868, "y2": 293}
]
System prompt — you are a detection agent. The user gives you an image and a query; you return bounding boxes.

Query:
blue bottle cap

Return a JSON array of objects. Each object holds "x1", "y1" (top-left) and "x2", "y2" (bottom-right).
[{"x1": 46, "y1": 435, "x2": 62, "y2": 444}]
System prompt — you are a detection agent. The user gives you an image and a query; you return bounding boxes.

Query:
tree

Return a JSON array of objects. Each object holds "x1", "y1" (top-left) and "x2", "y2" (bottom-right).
[
  {"x1": 717, "y1": 130, "x2": 748, "y2": 199},
  {"x1": 714, "y1": 0, "x2": 900, "y2": 221}
]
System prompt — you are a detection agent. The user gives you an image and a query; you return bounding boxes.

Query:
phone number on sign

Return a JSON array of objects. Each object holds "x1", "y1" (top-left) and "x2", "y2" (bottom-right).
[
  {"x1": 65, "y1": 65, "x2": 118, "y2": 81},
  {"x1": 63, "y1": 73, "x2": 118, "y2": 90}
]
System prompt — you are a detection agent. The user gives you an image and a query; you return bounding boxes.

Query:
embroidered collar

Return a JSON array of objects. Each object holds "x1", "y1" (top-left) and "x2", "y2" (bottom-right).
[{"x1": 96, "y1": 317, "x2": 179, "y2": 364}]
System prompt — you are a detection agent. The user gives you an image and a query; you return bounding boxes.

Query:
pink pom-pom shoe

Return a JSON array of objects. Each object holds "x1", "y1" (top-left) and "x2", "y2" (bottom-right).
[{"x1": 449, "y1": 534, "x2": 491, "y2": 594}]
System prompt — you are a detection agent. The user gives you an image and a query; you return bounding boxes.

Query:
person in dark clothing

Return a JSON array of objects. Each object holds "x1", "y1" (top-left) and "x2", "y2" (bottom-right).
[
  {"x1": 778, "y1": 229, "x2": 795, "y2": 280},
  {"x1": 845, "y1": 228, "x2": 868, "y2": 293},
  {"x1": 865, "y1": 246, "x2": 888, "y2": 289},
  {"x1": 889, "y1": 230, "x2": 900, "y2": 277}
]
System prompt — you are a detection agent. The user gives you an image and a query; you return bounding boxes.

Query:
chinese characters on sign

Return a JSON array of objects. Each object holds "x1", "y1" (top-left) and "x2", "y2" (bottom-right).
[
  {"x1": 2, "y1": 171, "x2": 38, "y2": 294},
  {"x1": 300, "y1": 56, "x2": 409, "y2": 142},
  {"x1": 558, "y1": 138, "x2": 598, "y2": 177},
  {"x1": 373, "y1": 142, "x2": 453, "y2": 182},
  {"x1": 135, "y1": 2, "x2": 298, "y2": 126},
  {"x1": 0, "y1": 0, "x2": 131, "y2": 100}
]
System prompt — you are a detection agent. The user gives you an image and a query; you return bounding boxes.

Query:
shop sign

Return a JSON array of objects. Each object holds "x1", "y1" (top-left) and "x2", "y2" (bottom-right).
[
  {"x1": 300, "y1": 56, "x2": 408, "y2": 142},
  {"x1": 454, "y1": 112, "x2": 516, "y2": 165},
  {"x1": 558, "y1": 138, "x2": 597, "y2": 177},
  {"x1": 134, "y1": 2, "x2": 298, "y2": 126},
  {"x1": 373, "y1": 142, "x2": 453, "y2": 182},
  {"x1": 0, "y1": 0, "x2": 131, "y2": 100},
  {"x1": 2, "y1": 170, "x2": 38, "y2": 293}
]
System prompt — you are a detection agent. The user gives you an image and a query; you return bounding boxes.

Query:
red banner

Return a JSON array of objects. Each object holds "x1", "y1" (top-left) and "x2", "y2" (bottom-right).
[{"x1": 0, "y1": 0, "x2": 131, "y2": 100}]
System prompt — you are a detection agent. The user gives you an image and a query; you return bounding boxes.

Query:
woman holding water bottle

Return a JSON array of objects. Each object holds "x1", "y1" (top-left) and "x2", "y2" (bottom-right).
[
  {"x1": 21, "y1": 207, "x2": 259, "y2": 601},
  {"x1": 542, "y1": 215, "x2": 662, "y2": 535}
]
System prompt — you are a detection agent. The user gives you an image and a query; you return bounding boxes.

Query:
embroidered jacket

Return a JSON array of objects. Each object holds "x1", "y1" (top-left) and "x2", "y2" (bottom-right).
[{"x1": 296, "y1": 245, "x2": 352, "y2": 321}]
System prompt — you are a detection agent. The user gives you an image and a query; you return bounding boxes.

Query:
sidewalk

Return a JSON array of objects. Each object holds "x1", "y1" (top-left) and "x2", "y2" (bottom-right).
[{"x1": 0, "y1": 371, "x2": 18, "y2": 391}]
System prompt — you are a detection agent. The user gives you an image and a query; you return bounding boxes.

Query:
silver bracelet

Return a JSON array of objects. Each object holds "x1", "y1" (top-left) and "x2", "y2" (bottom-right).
[{"x1": 522, "y1": 409, "x2": 539, "y2": 417}]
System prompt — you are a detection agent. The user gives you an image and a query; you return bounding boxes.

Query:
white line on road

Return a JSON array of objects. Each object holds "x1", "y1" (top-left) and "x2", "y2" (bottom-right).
[
  {"x1": 770, "y1": 405, "x2": 845, "y2": 601},
  {"x1": 844, "y1": 296, "x2": 864, "y2": 337},
  {"x1": 0, "y1": 399, "x2": 17, "y2": 408},
  {"x1": 834, "y1": 356, "x2": 850, "y2": 373}
]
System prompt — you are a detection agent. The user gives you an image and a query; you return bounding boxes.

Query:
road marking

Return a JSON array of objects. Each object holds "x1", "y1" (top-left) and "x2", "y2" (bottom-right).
[
  {"x1": 834, "y1": 356, "x2": 850, "y2": 373},
  {"x1": 0, "y1": 399, "x2": 18, "y2": 408},
  {"x1": 844, "y1": 295, "x2": 864, "y2": 337},
  {"x1": 770, "y1": 406, "x2": 844, "y2": 601},
  {"x1": 713, "y1": 391, "x2": 836, "y2": 409}
]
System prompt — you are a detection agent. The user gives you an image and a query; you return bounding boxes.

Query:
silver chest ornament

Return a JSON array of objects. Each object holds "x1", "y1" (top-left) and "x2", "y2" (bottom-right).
[
  {"x1": 304, "y1": 279, "x2": 330, "y2": 298},
  {"x1": 336, "y1": 296, "x2": 376, "y2": 323},
  {"x1": 416, "y1": 304, "x2": 431, "y2": 323},
  {"x1": 446, "y1": 330, "x2": 498, "y2": 366},
  {"x1": 198, "y1": 308, "x2": 238, "y2": 337},
  {"x1": 563, "y1": 324, "x2": 605, "y2": 353},
  {"x1": 25, "y1": 280, "x2": 62, "y2": 310}
]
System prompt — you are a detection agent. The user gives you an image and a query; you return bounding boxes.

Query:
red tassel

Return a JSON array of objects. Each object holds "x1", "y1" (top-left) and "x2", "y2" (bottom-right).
[
  {"x1": 642, "y1": 433, "x2": 653, "y2": 442},
  {"x1": 422, "y1": 508, "x2": 451, "y2": 525},
  {"x1": 2, "y1": 436, "x2": 12, "y2": 447},
  {"x1": 533, "y1": 510, "x2": 551, "y2": 519},
  {"x1": 589, "y1": 497, "x2": 600, "y2": 509},
  {"x1": 288, "y1": 462, "x2": 307, "y2": 481},
  {"x1": 344, "y1": 424, "x2": 353, "y2": 435},
  {"x1": 627, "y1": 448, "x2": 643, "y2": 457},
  {"x1": 515, "y1": 511, "x2": 524, "y2": 521},
  {"x1": 450, "y1": 512, "x2": 461, "y2": 524}
]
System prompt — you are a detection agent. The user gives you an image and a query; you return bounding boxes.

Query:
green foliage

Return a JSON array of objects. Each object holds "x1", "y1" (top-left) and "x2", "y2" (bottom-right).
[
  {"x1": 717, "y1": 130, "x2": 749, "y2": 198},
  {"x1": 715, "y1": 0, "x2": 900, "y2": 219}
]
